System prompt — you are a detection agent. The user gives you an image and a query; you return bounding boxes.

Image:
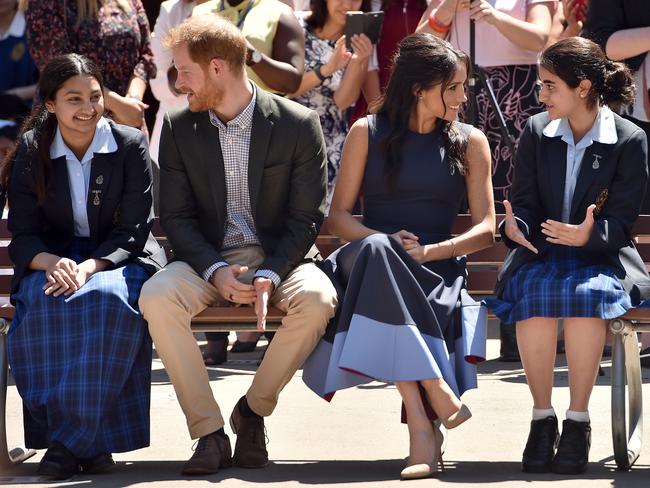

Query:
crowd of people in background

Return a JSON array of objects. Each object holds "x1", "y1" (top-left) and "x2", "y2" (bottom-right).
[{"x1": 2, "y1": 0, "x2": 650, "y2": 482}]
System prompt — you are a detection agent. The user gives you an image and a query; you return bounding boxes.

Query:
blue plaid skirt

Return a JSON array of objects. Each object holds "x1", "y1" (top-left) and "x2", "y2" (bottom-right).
[
  {"x1": 486, "y1": 247, "x2": 631, "y2": 323},
  {"x1": 8, "y1": 239, "x2": 152, "y2": 458}
]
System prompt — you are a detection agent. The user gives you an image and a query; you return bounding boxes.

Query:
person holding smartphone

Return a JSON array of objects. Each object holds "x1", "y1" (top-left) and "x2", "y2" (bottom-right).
[{"x1": 290, "y1": 0, "x2": 376, "y2": 211}]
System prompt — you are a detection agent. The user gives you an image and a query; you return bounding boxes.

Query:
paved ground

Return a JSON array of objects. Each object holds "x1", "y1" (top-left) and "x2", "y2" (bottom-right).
[{"x1": 3, "y1": 323, "x2": 650, "y2": 487}]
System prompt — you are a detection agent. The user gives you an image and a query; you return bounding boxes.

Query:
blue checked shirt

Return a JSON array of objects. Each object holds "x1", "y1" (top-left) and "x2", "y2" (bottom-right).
[{"x1": 202, "y1": 84, "x2": 281, "y2": 287}]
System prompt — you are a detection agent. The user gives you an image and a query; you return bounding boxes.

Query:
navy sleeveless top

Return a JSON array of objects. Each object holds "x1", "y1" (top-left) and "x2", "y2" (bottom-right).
[{"x1": 363, "y1": 114, "x2": 472, "y2": 245}]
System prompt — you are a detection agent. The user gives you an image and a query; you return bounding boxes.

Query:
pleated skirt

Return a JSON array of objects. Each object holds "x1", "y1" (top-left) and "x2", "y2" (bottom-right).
[
  {"x1": 486, "y1": 247, "x2": 631, "y2": 323},
  {"x1": 8, "y1": 239, "x2": 152, "y2": 458}
]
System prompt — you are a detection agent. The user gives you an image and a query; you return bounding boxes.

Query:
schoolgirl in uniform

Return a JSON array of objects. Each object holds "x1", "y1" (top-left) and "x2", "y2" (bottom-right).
[
  {"x1": 488, "y1": 36, "x2": 650, "y2": 475},
  {"x1": 1, "y1": 53, "x2": 166, "y2": 480}
]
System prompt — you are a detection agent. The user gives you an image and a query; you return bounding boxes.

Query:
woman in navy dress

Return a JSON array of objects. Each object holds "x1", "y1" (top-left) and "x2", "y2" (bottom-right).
[
  {"x1": 303, "y1": 33, "x2": 495, "y2": 480},
  {"x1": 487, "y1": 37, "x2": 650, "y2": 475},
  {"x1": 0, "y1": 54, "x2": 166, "y2": 480}
]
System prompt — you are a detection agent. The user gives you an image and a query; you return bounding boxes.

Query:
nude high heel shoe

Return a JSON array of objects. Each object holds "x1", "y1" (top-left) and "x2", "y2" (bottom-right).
[
  {"x1": 440, "y1": 404, "x2": 472, "y2": 430},
  {"x1": 400, "y1": 427, "x2": 444, "y2": 480}
]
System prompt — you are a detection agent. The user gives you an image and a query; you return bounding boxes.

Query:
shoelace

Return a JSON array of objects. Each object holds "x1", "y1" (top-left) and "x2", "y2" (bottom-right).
[
  {"x1": 191, "y1": 436, "x2": 213, "y2": 453},
  {"x1": 243, "y1": 421, "x2": 270, "y2": 446}
]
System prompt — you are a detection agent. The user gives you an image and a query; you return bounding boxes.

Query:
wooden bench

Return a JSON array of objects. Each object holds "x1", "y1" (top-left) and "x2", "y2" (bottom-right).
[{"x1": 1, "y1": 215, "x2": 649, "y2": 470}]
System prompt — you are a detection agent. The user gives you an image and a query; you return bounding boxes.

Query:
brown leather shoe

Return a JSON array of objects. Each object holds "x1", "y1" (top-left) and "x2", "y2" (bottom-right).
[
  {"x1": 230, "y1": 400, "x2": 269, "y2": 468},
  {"x1": 182, "y1": 431, "x2": 232, "y2": 475}
]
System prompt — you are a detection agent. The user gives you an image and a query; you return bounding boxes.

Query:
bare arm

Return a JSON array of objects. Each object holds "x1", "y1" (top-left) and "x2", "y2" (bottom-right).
[
  {"x1": 421, "y1": 128, "x2": 495, "y2": 261},
  {"x1": 333, "y1": 34, "x2": 373, "y2": 110},
  {"x1": 291, "y1": 34, "x2": 372, "y2": 110},
  {"x1": 362, "y1": 69, "x2": 381, "y2": 110},
  {"x1": 248, "y1": 10, "x2": 305, "y2": 94},
  {"x1": 328, "y1": 118, "x2": 380, "y2": 240},
  {"x1": 606, "y1": 27, "x2": 650, "y2": 62},
  {"x1": 291, "y1": 35, "x2": 351, "y2": 98},
  {"x1": 474, "y1": 1, "x2": 553, "y2": 53},
  {"x1": 417, "y1": 0, "x2": 463, "y2": 38}
]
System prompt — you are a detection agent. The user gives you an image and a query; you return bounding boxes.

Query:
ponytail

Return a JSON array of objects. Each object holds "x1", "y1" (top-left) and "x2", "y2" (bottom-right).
[
  {"x1": 602, "y1": 60, "x2": 635, "y2": 110},
  {"x1": 540, "y1": 37, "x2": 635, "y2": 111},
  {"x1": 0, "y1": 105, "x2": 57, "y2": 207}
]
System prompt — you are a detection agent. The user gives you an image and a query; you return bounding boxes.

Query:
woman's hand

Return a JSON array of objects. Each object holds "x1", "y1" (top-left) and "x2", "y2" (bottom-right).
[
  {"x1": 563, "y1": 0, "x2": 586, "y2": 35},
  {"x1": 541, "y1": 204, "x2": 596, "y2": 247},
  {"x1": 389, "y1": 229, "x2": 419, "y2": 247},
  {"x1": 349, "y1": 34, "x2": 373, "y2": 65},
  {"x1": 322, "y1": 36, "x2": 352, "y2": 77},
  {"x1": 43, "y1": 257, "x2": 79, "y2": 297},
  {"x1": 469, "y1": 0, "x2": 502, "y2": 25},
  {"x1": 405, "y1": 242, "x2": 430, "y2": 263},
  {"x1": 502, "y1": 200, "x2": 538, "y2": 253},
  {"x1": 108, "y1": 93, "x2": 148, "y2": 128}
]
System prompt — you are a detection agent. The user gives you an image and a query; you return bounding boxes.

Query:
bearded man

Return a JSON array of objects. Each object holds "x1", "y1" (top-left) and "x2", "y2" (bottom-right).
[{"x1": 138, "y1": 14, "x2": 337, "y2": 475}]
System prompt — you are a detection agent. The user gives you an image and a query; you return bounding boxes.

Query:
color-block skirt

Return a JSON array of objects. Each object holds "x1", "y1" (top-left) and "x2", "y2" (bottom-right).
[
  {"x1": 8, "y1": 239, "x2": 152, "y2": 458},
  {"x1": 303, "y1": 234, "x2": 487, "y2": 409}
]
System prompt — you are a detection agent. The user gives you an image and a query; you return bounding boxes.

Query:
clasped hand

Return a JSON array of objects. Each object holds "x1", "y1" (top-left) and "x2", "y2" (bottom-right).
[
  {"x1": 390, "y1": 229, "x2": 428, "y2": 263},
  {"x1": 43, "y1": 257, "x2": 93, "y2": 297},
  {"x1": 212, "y1": 265, "x2": 274, "y2": 331}
]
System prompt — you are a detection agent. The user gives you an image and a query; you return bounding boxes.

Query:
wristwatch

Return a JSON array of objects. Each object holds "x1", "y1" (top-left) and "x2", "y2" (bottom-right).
[
  {"x1": 246, "y1": 48, "x2": 262, "y2": 66},
  {"x1": 314, "y1": 64, "x2": 331, "y2": 84}
]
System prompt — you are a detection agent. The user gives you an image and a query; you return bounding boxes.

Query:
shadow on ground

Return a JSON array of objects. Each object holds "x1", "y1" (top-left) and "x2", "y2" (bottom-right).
[{"x1": 3, "y1": 459, "x2": 650, "y2": 486}]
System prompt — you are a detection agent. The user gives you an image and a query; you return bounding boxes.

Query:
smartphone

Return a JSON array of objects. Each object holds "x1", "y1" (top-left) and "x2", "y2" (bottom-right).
[{"x1": 344, "y1": 11, "x2": 385, "y2": 51}]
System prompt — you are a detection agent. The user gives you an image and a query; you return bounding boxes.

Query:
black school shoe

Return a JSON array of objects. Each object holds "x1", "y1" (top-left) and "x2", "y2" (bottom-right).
[
  {"x1": 522, "y1": 416, "x2": 559, "y2": 473},
  {"x1": 552, "y1": 419, "x2": 591, "y2": 474},
  {"x1": 37, "y1": 442, "x2": 79, "y2": 480},
  {"x1": 79, "y1": 452, "x2": 116, "y2": 474}
]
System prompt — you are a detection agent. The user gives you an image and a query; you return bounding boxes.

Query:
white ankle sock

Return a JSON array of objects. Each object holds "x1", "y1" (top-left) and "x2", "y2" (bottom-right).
[
  {"x1": 532, "y1": 407, "x2": 556, "y2": 420},
  {"x1": 566, "y1": 410, "x2": 590, "y2": 422}
]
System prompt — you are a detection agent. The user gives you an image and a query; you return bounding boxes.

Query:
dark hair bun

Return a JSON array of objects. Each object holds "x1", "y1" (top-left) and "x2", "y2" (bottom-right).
[
  {"x1": 602, "y1": 60, "x2": 635, "y2": 108},
  {"x1": 540, "y1": 37, "x2": 635, "y2": 110}
]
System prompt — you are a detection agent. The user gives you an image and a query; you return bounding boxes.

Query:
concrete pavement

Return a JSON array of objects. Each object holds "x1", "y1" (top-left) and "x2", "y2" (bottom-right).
[{"x1": 2, "y1": 323, "x2": 650, "y2": 487}]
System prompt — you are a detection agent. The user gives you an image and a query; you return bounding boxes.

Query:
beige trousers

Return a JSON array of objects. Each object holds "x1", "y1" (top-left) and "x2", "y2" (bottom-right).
[{"x1": 139, "y1": 246, "x2": 337, "y2": 439}]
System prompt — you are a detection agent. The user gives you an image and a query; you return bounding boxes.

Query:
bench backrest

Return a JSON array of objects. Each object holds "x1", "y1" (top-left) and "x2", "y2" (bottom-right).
[{"x1": 1, "y1": 215, "x2": 650, "y2": 298}]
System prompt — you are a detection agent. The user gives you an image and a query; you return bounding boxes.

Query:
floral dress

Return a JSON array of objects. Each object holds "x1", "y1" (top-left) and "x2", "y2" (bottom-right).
[
  {"x1": 292, "y1": 23, "x2": 348, "y2": 210},
  {"x1": 25, "y1": 0, "x2": 155, "y2": 97}
]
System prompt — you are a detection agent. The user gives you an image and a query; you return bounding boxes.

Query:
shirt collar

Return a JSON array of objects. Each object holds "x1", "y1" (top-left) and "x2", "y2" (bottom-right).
[
  {"x1": 0, "y1": 10, "x2": 26, "y2": 41},
  {"x1": 209, "y1": 82, "x2": 256, "y2": 131},
  {"x1": 542, "y1": 105, "x2": 618, "y2": 148},
  {"x1": 50, "y1": 117, "x2": 118, "y2": 164}
]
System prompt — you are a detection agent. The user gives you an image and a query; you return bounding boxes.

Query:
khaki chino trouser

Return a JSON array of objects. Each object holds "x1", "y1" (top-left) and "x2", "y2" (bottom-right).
[{"x1": 139, "y1": 246, "x2": 337, "y2": 439}]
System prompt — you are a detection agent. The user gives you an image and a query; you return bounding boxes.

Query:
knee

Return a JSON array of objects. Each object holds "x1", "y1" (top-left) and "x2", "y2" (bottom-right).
[
  {"x1": 360, "y1": 233, "x2": 392, "y2": 249},
  {"x1": 289, "y1": 284, "x2": 338, "y2": 331},
  {"x1": 138, "y1": 271, "x2": 176, "y2": 320}
]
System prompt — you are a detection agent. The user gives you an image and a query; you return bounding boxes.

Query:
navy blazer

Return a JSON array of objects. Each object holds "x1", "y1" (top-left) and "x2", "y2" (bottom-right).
[
  {"x1": 8, "y1": 120, "x2": 167, "y2": 294},
  {"x1": 496, "y1": 111, "x2": 650, "y2": 303}
]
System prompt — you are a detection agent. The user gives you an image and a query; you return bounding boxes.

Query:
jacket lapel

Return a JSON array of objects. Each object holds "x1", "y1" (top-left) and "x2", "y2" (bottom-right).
[
  {"x1": 248, "y1": 90, "x2": 274, "y2": 220},
  {"x1": 50, "y1": 155, "x2": 74, "y2": 235},
  {"x1": 86, "y1": 153, "x2": 114, "y2": 239},
  {"x1": 569, "y1": 143, "x2": 612, "y2": 222},
  {"x1": 196, "y1": 112, "x2": 227, "y2": 225}
]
